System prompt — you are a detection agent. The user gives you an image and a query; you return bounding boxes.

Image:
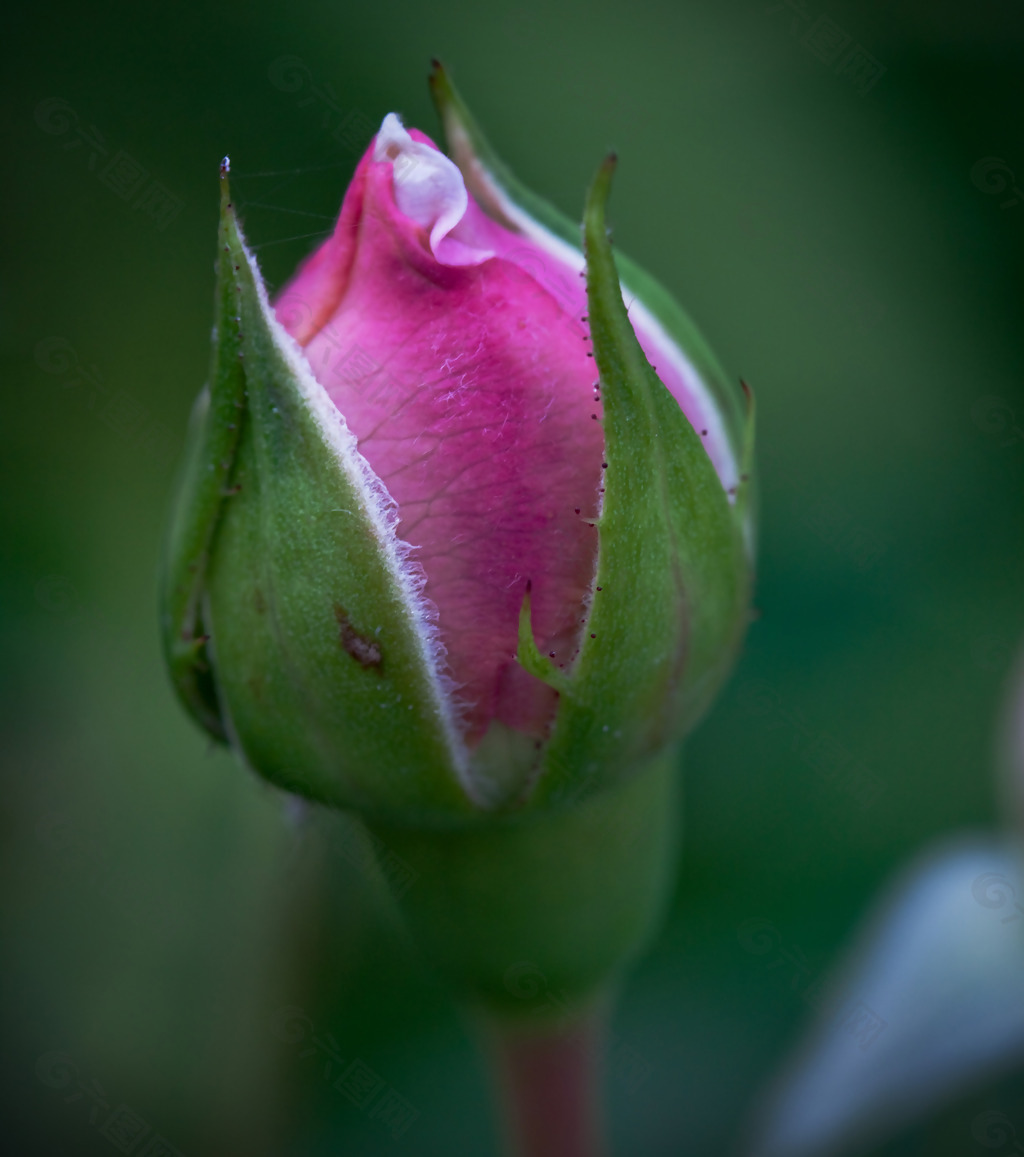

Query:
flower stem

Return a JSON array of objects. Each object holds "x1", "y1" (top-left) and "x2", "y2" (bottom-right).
[{"x1": 482, "y1": 1003, "x2": 611, "y2": 1157}]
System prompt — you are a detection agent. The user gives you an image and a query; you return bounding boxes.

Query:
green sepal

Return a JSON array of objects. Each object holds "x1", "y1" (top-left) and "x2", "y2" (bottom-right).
[
  {"x1": 515, "y1": 581, "x2": 571, "y2": 697},
  {"x1": 158, "y1": 165, "x2": 246, "y2": 743},
  {"x1": 167, "y1": 166, "x2": 479, "y2": 825},
  {"x1": 532, "y1": 158, "x2": 751, "y2": 807},
  {"x1": 428, "y1": 61, "x2": 749, "y2": 471}
]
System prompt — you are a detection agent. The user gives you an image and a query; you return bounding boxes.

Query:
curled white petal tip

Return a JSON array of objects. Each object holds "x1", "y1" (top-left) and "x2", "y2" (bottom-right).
[{"x1": 374, "y1": 113, "x2": 492, "y2": 266}]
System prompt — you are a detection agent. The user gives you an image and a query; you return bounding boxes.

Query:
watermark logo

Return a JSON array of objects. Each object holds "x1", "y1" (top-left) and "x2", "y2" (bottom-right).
[
  {"x1": 36, "y1": 1049, "x2": 187, "y2": 1155},
  {"x1": 972, "y1": 1109, "x2": 1024, "y2": 1153},
  {"x1": 737, "y1": 918, "x2": 888, "y2": 1051},
  {"x1": 765, "y1": 3, "x2": 886, "y2": 94},
  {"x1": 267, "y1": 55, "x2": 376, "y2": 154},
  {"x1": 971, "y1": 872, "x2": 1024, "y2": 924},
  {"x1": 971, "y1": 158, "x2": 1024, "y2": 210},
  {"x1": 972, "y1": 395, "x2": 1024, "y2": 450},
  {"x1": 34, "y1": 335, "x2": 178, "y2": 467},
  {"x1": 34, "y1": 98, "x2": 184, "y2": 231},
  {"x1": 272, "y1": 1005, "x2": 418, "y2": 1138}
]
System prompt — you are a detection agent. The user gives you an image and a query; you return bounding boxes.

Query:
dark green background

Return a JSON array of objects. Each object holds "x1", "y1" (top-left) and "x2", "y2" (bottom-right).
[{"x1": 3, "y1": 0, "x2": 1023, "y2": 1153}]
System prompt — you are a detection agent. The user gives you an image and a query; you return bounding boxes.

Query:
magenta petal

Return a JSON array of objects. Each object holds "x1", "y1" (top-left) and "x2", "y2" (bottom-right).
[
  {"x1": 452, "y1": 196, "x2": 738, "y2": 492},
  {"x1": 278, "y1": 140, "x2": 603, "y2": 745}
]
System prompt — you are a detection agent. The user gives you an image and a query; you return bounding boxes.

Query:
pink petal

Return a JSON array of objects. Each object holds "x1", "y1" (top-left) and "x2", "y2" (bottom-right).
[{"x1": 278, "y1": 126, "x2": 603, "y2": 746}]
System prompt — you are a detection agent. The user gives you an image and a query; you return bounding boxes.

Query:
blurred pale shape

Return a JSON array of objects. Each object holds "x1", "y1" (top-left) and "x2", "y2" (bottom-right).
[{"x1": 749, "y1": 838, "x2": 1024, "y2": 1157}]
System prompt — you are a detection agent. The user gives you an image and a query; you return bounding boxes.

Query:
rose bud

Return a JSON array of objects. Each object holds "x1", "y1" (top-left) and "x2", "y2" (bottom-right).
[{"x1": 159, "y1": 66, "x2": 754, "y2": 1014}]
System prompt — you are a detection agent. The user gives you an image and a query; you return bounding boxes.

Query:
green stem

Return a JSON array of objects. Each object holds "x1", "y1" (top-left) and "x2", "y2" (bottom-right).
[
  {"x1": 482, "y1": 1004, "x2": 611, "y2": 1157},
  {"x1": 365, "y1": 753, "x2": 680, "y2": 1152}
]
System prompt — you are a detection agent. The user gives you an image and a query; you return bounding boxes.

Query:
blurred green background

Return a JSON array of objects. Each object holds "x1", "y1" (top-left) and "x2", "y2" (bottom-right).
[{"x1": 3, "y1": 0, "x2": 1024, "y2": 1153}]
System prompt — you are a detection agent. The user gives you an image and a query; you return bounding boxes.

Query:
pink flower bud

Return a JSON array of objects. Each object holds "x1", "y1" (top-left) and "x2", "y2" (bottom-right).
[
  {"x1": 160, "y1": 68, "x2": 755, "y2": 1041},
  {"x1": 161, "y1": 76, "x2": 752, "y2": 822},
  {"x1": 273, "y1": 113, "x2": 738, "y2": 752}
]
